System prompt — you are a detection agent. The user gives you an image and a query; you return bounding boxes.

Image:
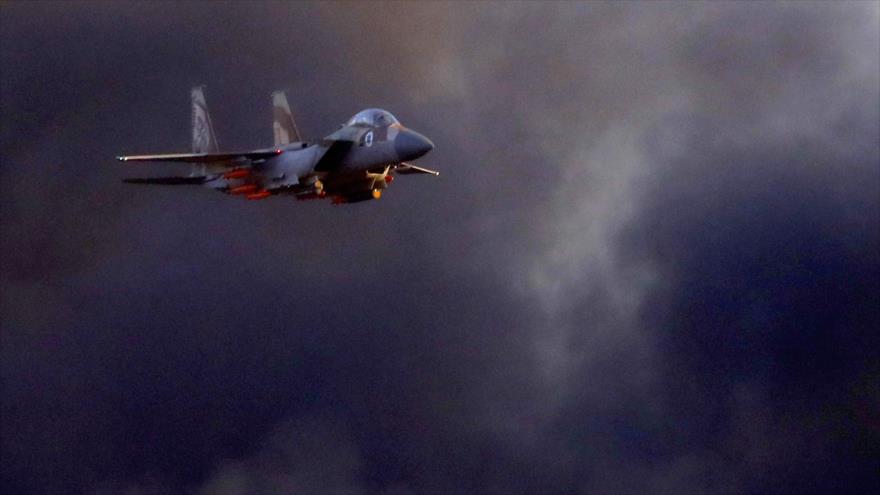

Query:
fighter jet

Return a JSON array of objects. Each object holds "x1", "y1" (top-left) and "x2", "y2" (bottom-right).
[{"x1": 118, "y1": 87, "x2": 437, "y2": 204}]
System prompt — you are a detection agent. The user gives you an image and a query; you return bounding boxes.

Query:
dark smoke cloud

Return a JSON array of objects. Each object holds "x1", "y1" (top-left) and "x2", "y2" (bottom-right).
[{"x1": 2, "y1": 2, "x2": 878, "y2": 494}]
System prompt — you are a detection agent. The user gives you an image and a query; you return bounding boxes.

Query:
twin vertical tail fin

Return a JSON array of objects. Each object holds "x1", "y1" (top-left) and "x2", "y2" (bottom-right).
[
  {"x1": 272, "y1": 91, "x2": 301, "y2": 146},
  {"x1": 191, "y1": 87, "x2": 219, "y2": 153},
  {"x1": 192, "y1": 88, "x2": 299, "y2": 150}
]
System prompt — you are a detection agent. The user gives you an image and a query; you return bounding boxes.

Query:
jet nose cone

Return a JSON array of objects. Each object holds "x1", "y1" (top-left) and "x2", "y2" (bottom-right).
[{"x1": 395, "y1": 129, "x2": 434, "y2": 161}]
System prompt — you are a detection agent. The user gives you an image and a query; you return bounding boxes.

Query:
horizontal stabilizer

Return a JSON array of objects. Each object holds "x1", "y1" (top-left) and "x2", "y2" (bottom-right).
[
  {"x1": 123, "y1": 176, "x2": 208, "y2": 185},
  {"x1": 394, "y1": 162, "x2": 440, "y2": 176}
]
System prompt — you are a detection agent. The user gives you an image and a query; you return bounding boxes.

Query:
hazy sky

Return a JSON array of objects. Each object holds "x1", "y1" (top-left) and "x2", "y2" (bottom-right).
[{"x1": 2, "y1": 2, "x2": 878, "y2": 494}]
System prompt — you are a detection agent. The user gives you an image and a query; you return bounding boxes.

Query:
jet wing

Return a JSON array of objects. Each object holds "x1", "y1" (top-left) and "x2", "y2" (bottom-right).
[
  {"x1": 116, "y1": 149, "x2": 282, "y2": 163},
  {"x1": 394, "y1": 162, "x2": 440, "y2": 176}
]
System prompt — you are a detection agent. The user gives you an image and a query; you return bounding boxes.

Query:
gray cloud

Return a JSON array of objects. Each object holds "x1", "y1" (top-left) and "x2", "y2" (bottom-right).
[
  {"x1": 2, "y1": 2, "x2": 878, "y2": 494},
  {"x1": 198, "y1": 417, "x2": 363, "y2": 495}
]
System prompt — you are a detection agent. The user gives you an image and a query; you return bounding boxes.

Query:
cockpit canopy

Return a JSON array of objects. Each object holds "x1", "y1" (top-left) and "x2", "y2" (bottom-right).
[{"x1": 346, "y1": 108, "x2": 399, "y2": 127}]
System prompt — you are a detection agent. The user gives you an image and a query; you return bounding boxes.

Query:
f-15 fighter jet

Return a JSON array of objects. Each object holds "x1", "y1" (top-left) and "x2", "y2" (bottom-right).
[{"x1": 118, "y1": 87, "x2": 437, "y2": 204}]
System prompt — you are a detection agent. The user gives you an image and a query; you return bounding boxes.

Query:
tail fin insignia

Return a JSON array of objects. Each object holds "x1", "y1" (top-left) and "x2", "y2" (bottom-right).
[
  {"x1": 192, "y1": 87, "x2": 219, "y2": 153},
  {"x1": 272, "y1": 91, "x2": 301, "y2": 146}
]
